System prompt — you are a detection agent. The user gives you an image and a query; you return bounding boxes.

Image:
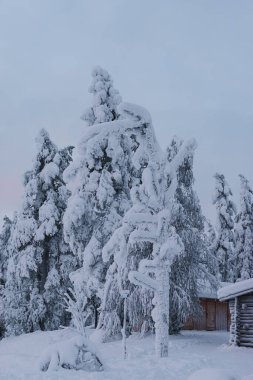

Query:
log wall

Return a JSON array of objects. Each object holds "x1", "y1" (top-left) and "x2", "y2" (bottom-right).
[
  {"x1": 239, "y1": 294, "x2": 253, "y2": 347},
  {"x1": 229, "y1": 293, "x2": 253, "y2": 347}
]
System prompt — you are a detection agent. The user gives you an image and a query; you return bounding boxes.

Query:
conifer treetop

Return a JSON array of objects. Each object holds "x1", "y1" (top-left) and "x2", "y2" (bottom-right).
[{"x1": 81, "y1": 66, "x2": 122, "y2": 126}]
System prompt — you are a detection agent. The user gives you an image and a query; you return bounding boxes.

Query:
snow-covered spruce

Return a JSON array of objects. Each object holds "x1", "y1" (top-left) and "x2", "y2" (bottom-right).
[
  {"x1": 63, "y1": 122, "x2": 134, "y2": 330},
  {"x1": 3, "y1": 130, "x2": 77, "y2": 336},
  {"x1": 0, "y1": 215, "x2": 12, "y2": 286},
  {"x1": 213, "y1": 173, "x2": 236, "y2": 282},
  {"x1": 204, "y1": 218, "x2": 218, "y2": 277},
  {"x1": 234, "y1": 175, "x2": 253, "y2": 280},
  {"x1": 167, "y1": 137, "x2": 215, "y2": 333},
  {"x1": 81, "y1": 66, "x2": 121, "y2": 125},
  {"x1": 64, "y1": 72, "x2": 157, "y2": 339},
  {"x1": 64, "y1": 68, "x2": 132, "y2": 330},
  {"x1": 0, "y1": 215, "x2": 13, "y2": 337}
]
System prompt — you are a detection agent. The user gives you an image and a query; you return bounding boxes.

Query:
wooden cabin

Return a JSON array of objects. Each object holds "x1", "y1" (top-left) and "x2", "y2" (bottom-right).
[
  {"x1": 183, "y1": 281, "x2": 230, "y2": 331},
  {"x1": 218, "y1": 278, "x2": 253, "y2": 347},
  {"x1": 183, "y1": 299, "x2": 229, "y2": 331}
]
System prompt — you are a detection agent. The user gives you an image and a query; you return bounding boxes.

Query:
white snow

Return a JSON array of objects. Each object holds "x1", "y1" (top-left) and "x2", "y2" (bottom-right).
[
  {"x1": 218, "y1": 278, "x2": 253, "y2": 300},
  {"x1": 188, "y1": 368, "x2": 238, "y2": 380},
  {"x1": 1, "y1": 329, "x2": 253, "y2": 379}
]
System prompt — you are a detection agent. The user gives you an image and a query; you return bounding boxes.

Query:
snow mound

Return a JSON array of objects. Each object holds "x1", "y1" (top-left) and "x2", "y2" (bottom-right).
[
  {"x1": 38, "y1": 334, "x2": 103, "y2": 372},
  {"x1": 188, "y1": 368, "x2": 239, "y2": 380}
]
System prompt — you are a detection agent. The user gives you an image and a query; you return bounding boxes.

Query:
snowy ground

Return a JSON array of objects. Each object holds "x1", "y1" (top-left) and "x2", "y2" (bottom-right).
[{"x1": 1, "y1": 329, "x2": 253, "y2": 380}]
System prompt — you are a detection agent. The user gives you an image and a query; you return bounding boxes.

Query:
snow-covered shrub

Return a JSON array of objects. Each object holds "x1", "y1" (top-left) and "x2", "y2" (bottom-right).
[
  {"x1": 64, "y1": 285, "x2": 91, "y2": 337},
  {"x1": 38, "y1": 335, "x2": 103, "y2": 372}
]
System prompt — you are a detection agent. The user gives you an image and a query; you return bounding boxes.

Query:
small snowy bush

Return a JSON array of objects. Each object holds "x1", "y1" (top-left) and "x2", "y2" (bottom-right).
[{"x1": 38, "y1": 335, "x2": 103, "y2": 372}]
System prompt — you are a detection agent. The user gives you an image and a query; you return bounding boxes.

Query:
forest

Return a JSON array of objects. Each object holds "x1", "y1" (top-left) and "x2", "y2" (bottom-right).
[{"x1": 0, "y1": 67, "x2": 251, "y2": 347}]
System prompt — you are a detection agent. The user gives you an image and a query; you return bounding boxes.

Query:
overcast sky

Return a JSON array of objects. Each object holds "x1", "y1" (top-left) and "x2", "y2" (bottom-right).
[{"x1": 0, "y1": 0, "x2": 253, "y2": 226}]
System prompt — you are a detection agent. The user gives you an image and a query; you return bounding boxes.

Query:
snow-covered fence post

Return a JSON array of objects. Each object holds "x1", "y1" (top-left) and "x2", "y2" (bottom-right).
[
  {"x1": 129, "y1": 212, "x2": 184, "y2": 358},
  {"x1": 121, "y1": 289, "x2": 130, "y2": 359}
]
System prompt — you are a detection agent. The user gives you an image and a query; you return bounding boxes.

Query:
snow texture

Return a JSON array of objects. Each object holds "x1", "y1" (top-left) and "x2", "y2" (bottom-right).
[
  {"x1": 0, "y1": 329, "x2": 252, "y2": 380},
  {"x1": 188, "y1": 368, "x2": 238, "y2": 380}
]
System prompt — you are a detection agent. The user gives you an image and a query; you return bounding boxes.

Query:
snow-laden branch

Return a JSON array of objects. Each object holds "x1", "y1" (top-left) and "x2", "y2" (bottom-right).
[
  {"x1": 128, "y1": 271, "x2": 157, "y2": 291},
  {"x1": 138, "y1": 259, "x2": 157, "y2": 273},
  {"x1": 128, "y1": 229, "x2": 157, "y2": 246},
  {"x1": 164, "y1": 139, "x2": 197, "y2": 201}
]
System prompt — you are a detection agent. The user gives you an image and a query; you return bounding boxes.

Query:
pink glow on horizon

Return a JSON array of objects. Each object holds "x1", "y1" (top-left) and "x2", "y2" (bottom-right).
[{"x1": 0, "y1": 176, "x2": 23, "y2": 214}]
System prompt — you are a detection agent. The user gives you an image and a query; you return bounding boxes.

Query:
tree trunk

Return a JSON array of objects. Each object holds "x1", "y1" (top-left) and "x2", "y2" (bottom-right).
[{"x1": 155, "y1": 265, "x2": 170, "y2": 357}]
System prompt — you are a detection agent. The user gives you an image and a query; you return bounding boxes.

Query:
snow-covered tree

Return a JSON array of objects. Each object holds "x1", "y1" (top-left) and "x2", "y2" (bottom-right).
[
  {"x1": 64, "y1": 69, "x2": 153, "y2": 334},
  {"x1": 0, "y1": 216, "x2": 12, "y2": 285},
  {"x1": 0, "y1": 215, "x2": 13, "y2": 336},
  {"x1": 3, "y1": 130, "x2": 76, "y2": 335},
  {"x1": 167, "y1": 137, "x2": 209, "y2": 333},
  {"x1": 204, "y1": 218, "x2": 219, "y2": 278},
  {"x1": 81, "y1": 66, "x2": 122, "y2": 125},
  {"x1": 99, "y1": 106, "x2": 209, "y2": 342},
  {"x1": 234, "y1": 175, "x2": 253, "y2": 280},
  {"x1": 64, "y1": 100, "x2": 136, "y2": 330},
  {"x1": 98, "y1": 103, "x2": 160, "y2": 341},
  {"x1": 213, "y1": 173, "x2": 236, "y2": 282}
]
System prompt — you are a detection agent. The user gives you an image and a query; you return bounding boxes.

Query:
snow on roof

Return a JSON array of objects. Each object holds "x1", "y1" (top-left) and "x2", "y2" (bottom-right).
[
  {"x1": 197, "y1": 280, "x2": 229, "y2": 300},
  {"x1": 218, "y1": 278, "x2": 253, "y2": 301},
  {"x1": 197, "y1": 281, "x2": 217, "y2": 299}
]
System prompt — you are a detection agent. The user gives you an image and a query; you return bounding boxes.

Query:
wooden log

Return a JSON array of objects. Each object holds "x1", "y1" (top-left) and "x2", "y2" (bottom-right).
[
  {"x1": 229, "y1": 297, "x2": 240, "y2": 346},
  {"x1": 240, "y1": 333, "x2": 253, "y2": 336},
  {"x1": 241, "y1": 316, "x2": 253, "y2": 319},
  {"x1": 240, "y1": 343, "x2": 253, "y2": 347},
  {"x1": 239, "y1": 328, "x2": 253, "y2": 331}
]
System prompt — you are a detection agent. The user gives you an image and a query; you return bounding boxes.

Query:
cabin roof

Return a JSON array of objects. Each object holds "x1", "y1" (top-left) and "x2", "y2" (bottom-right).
[{"x1": 218, "y1": 278, "x2": 253, "y2": 301}]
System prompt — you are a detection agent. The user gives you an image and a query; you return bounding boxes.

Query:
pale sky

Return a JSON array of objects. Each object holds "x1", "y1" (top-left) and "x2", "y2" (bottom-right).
[{"x1": 0, "y1": 0, "x2": 253, "y2": 225}]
